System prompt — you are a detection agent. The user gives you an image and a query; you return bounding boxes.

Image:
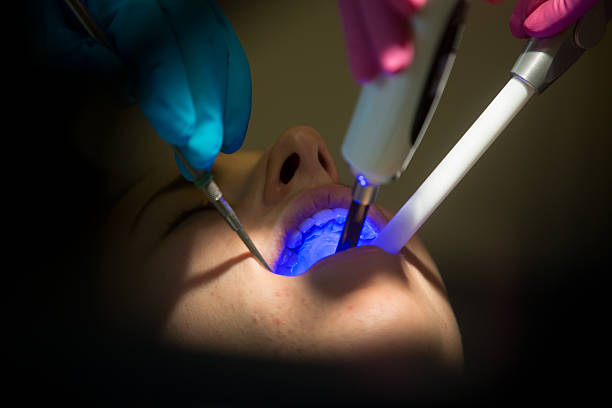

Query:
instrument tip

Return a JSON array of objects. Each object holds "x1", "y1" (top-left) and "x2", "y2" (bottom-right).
[
  {"x1": 237, "y1": 228, "x2": 272, "y2": 272},
  {"x1": 336, "y1": 201, "x2": 370, "y2": 253}
]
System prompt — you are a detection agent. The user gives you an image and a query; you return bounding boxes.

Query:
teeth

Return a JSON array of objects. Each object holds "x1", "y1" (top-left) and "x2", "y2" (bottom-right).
[
  {"x1": 276, "y1": 248, "x2": 299, "y2": 275},
  {"x1": 303, "y1": 228, "x2": 322, "y2": 243},
  {"x1": 312, "y1": 209, "x2": 336, "y2": 227},
  {"x1": 333, "y1": 208, "x2": 348, "y2": 223},
  {"x1": 298, "y1": 217, "x2": 316, "y2": 234},
  {"x1": 278, "y1": 249, "x2": 289, "y2": 265},
  {"x1": 286, "y1": 229, "x2": 303, "y2": 249},
  {"x1": 277, "y1": 206, "x2": 380, "y2": 276},
  {"x1": 284, "y1": 251, "x2": 299, "y2": 267},
  {"x1": 331, "y1": 222, "x2": 343, "y2": 233},
  {"x1": 278, "y1": 248, "x2": 293, "y2": 265}
]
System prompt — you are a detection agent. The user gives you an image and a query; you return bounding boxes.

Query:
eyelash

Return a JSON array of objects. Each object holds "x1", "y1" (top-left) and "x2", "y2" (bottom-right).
[{"x1": 165, "y1": 202, "x2": 214, "y2": 237}]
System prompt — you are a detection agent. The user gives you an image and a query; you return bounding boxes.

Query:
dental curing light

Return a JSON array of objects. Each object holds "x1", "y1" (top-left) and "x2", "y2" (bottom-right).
[
  {"x1": 372, "y1": 0, "x2": 612, "y2": 254},
  {"x1": 337, "y1": 0, "x2": 469, "y2": 252}
]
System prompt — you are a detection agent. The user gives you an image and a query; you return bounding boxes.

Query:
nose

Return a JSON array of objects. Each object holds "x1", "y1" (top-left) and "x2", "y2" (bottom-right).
[{"x1": 263, "y1": 126, "x2": 339, "y2": 206}]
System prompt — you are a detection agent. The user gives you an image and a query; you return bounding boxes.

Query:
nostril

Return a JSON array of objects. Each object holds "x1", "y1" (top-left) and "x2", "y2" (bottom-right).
[{"x1": 280, "y1": 153, "x2": 300, "y2": 184}]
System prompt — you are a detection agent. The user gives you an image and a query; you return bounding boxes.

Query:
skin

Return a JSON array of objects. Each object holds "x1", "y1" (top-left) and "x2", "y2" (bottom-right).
[{"x1": 98, "y1": 124, "x2": 464, "y2": 389}]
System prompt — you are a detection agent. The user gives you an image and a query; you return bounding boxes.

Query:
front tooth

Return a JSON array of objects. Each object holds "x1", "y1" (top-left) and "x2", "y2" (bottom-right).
[
  {"x1": 331, "y1": 222, "x2": 343, "y2": 233},
  {"x1": 278, "y1": 248, "x2": 291, "y2": 265},
  {"x1": 298, "y1": 217, "x2": 316, "y2": 234},
  {"x1": 313, "y1": 209, "x2": 335, "y2": 226},
  {"x1": 333, "y1": 207, "x2": 348, "y2": 223},
  {"x1": 286, "y1": 229, "x2": 303, "y2": 249}
]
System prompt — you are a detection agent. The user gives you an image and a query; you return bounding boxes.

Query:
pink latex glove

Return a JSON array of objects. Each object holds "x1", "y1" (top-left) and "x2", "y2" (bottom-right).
[
  {"x1": 338, "y1": 0, "x2": 504, "y2": 83},
  {"x1": 337, "y1": 0, "x2": 428, "y2": 83},
  {"x1": 509, "y1": 0, "x2": 601, "y2": 38}
]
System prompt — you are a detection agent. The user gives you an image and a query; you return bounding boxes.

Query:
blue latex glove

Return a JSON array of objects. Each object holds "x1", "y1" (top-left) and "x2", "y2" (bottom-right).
[{"x1": 33, "y1": 0, "x2": 252, "y2": 179}]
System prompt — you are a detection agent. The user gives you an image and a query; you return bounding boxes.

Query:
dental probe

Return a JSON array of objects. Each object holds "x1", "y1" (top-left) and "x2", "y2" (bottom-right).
[
  {"x1": 336, "y1": 0, "x2": 469, "y2": 252},
  {"x1": 173, "y1": 148, "x2": 272, "y2": 271},
  {"x1": 62, "y1": 0, "x2": 272, "y2": 270},
  {"x1": 372, "y1": 0, "x2": 612, "y2": 254}
]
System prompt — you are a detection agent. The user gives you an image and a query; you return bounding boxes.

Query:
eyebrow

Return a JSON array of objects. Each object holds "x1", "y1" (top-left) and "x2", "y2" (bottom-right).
[{"x1": 130, "y1": 174, "x2": 193, "y2": 234}]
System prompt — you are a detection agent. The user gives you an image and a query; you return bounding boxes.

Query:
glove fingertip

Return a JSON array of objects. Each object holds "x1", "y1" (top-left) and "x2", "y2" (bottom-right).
[
  {"x1": 406, "y1": 0, "x2": 427, "y2": 14},
  {"x1": 522, "y1": 0, "x2": 601, "y2": 39},
  {"x1": 141, "y1": 102, "x2": 196, "y2": 147},
  {"x1": 182, "y1": 121, "x2": 223, "y2": 171},
  {"x1": 522, "y1": 12, "x2": 559, "y2": 38},
  {"x1": 182, "y1": 150, "x2": 216, "y2": 172},
  {"x1": 385, "y1": 0, "x2": 426, "y2": 16},
  {"x1": 338, "y1": 0, "x2": 381, "y2": 82},
  {"x1": 220, "y1": 133, "x2": 244, "y2": 154},
  {"x1": 381, "y1": 43, "x2": 414, "y2": 74}
]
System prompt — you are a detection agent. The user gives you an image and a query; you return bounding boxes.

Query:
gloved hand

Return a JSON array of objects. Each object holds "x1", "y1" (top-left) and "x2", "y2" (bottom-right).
[
  {"x1": 34, "y1": 0, "x2": 251, "y2": 179},
  {"x1": 509, "y1": 0, "x2": 602, "y2": 38},
  {"x1": 337, "y1": 0, "x2": 505, "y2": 83},
  {"x1": 337, "y1": 0, "x2": 428, "y2": 83}
]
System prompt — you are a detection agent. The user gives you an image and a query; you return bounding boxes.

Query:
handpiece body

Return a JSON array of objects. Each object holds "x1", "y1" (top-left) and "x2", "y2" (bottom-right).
[
  {"x1": 337, "y1": 0, "x2": 468, "y2": 252},
  {"x1": 341, "y1": 0, "x2": 467, "y2": 186}
]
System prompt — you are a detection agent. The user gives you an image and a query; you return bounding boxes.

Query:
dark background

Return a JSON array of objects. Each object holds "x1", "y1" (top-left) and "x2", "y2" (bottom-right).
[{"x1": 10, "y1": 0, "x2": 612, "y2": 404}]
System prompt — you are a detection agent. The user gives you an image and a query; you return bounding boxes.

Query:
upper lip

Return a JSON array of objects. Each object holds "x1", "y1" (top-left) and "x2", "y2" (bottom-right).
[{"x1": 267, "y1": 183, "x2": 388, "y2": 270}]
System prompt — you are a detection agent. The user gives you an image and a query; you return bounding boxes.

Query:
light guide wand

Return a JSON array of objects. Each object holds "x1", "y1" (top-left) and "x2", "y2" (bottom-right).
[{"x1": 336, "y1": 180, "x2": 378, "y2": 252}]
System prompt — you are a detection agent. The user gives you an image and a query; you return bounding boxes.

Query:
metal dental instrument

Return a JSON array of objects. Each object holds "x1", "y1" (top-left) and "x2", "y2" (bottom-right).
[
  {"x1": 63, "y1": 0, "x2": 272, "y2": 270},
  {"x1": 173, "y1": 149, "x2": 272, "y2": 271},
  {"x1": 337, "y1": 0, "x2": 469, "y2": 252},
  {"x1": 63, "y1": 0, "x2": 114, "y2": 50}
]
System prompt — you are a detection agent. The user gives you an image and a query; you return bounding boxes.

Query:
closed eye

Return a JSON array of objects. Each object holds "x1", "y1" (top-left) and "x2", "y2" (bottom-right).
[{"x1": 163, "y1": 202, "x2": 215, "y2": 239}]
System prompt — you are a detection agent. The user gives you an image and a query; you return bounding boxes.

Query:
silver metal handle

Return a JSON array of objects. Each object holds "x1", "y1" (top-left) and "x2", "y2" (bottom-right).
[{"x1": 511, "y1": 0, "x2": 611, "y2": 93}]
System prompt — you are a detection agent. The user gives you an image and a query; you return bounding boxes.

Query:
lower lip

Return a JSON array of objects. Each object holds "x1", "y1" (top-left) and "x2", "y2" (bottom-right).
[{"x1": 306, "y1": 244, "x2": 405, "y2": 279}]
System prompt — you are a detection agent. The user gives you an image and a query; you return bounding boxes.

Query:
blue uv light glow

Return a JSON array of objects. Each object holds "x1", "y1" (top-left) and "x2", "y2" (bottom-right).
[
  {"x1": 357, "y1": 174, "x2": 369, "y2": 187},
  {"x1": 275, "y1": 208, "x2": 379, "y2": 276}
]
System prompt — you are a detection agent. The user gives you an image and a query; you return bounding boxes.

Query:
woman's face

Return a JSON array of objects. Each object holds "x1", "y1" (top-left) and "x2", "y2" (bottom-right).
[{"x1": 102, "y1": 126, "x2": 462, "y2": 380}]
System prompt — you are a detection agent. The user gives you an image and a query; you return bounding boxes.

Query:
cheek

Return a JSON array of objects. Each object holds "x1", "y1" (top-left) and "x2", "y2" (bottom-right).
[
  {"x1": 160, "y1": 258, "x2": 313, "y2": 354},
  {"x1": 156, "y1": 220, "x2": 247, "y2": 286},
  {"x1": 133, "y1": 222, "x2": 239, "y2": 319},
  {"x1": 150, "y1": 221, "x2": 286, "y2": 350}
]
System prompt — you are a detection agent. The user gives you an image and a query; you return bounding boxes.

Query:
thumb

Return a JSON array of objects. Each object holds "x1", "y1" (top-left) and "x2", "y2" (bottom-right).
[{"x1": 523, "y1": 0, "x2": 601, "y2": 38}]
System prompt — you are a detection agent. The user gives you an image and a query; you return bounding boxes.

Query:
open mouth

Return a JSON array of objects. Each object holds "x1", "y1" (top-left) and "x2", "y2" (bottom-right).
[{"x1": 275, "y1": 207, "x2": 381, "y2": 276}]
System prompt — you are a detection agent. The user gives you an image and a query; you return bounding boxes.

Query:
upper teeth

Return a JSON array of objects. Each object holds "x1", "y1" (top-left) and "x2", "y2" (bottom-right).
[
  {"x1": 287, "y1": 208, "x2": 348, "y2": 249},
  {"x1": 275, "y1": 207, "x2": 378, "y2": 276}
]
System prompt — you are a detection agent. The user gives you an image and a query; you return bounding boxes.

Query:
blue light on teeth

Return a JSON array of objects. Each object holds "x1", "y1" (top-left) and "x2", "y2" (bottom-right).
[{"x1": 274, "y1": 207, "x2": 380, "y2": 276}]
